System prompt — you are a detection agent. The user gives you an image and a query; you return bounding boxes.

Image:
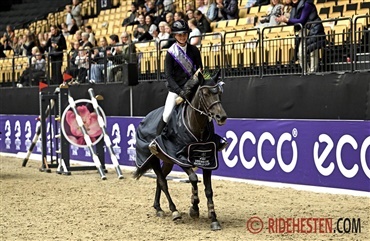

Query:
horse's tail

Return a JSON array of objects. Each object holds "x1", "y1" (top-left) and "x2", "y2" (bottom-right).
[{"x1": 133, "y1": 160, "x2": 152, "y2": 180}]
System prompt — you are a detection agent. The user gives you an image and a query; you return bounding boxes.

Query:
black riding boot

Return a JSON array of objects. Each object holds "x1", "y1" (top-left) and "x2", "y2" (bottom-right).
[{"x1": 156, "y1": 119, "x2": 167, "y2": 136}]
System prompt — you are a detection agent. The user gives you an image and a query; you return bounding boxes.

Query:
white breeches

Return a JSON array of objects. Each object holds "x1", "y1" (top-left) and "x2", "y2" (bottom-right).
[{"x1": 162, "y1": 91, "x2": 178, "y2": 123}]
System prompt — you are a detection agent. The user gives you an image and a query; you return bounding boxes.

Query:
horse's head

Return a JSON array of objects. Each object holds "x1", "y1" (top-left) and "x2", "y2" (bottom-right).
[{"x1": 195, "y1": 70, "x2": 227, "y2": 126}]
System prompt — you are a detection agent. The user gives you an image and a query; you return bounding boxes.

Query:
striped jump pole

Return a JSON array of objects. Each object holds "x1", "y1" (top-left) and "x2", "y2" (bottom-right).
[
  {"x1": 67, "y1": 93, "x2": 107, "y2": 180},
  {"x1": 88, "y1": 88, "x2": 124, "y2": 179},
  {"x1": 22, "y1": 99, "x2": 55, "y2": 167}
]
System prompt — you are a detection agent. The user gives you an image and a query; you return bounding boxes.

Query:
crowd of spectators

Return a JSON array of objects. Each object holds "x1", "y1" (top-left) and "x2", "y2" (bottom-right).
[{"x1": 0, "y1": 0, "x2": 337, "y2": 85}]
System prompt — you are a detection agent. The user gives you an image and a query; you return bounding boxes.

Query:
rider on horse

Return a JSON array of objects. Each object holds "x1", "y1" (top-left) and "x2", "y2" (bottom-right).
[{"x1": 152, "y1": 19, "x2": 227, "y2": 151}]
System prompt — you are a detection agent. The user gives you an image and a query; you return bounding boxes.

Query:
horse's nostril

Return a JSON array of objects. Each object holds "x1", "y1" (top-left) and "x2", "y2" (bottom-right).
[
  {"x1": 216, "y1": 115, "x2": 227, "y2": 123},
  {"x1": 220, "y1": 116, "x2": 227, "y2": 123}
]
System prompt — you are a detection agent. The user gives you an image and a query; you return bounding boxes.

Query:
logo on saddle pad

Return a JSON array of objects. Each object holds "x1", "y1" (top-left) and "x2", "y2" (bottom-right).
[{"x1": 187, "y1": 142, "x2": 218, "y2": 169}]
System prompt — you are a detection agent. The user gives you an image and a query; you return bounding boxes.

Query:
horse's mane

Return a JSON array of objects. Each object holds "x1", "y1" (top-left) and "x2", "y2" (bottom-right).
[{"x1": 184, "y1": 70, "x2": 219, "y2": 102}]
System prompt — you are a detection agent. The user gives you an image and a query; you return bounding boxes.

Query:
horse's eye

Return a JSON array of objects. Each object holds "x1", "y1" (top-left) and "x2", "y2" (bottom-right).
[{"x1": 209, "y1": 87, "x2": 219, "y2": 94}]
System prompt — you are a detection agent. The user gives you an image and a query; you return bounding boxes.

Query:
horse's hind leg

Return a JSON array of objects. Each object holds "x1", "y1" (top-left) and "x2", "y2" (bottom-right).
[
  {"x1": 151, "y1": 159, "x2": 181, "y2": 220},
  {"x1": 153, "y1": 162, "x2": 173, "y2": 218},
  {"x1": 181, "y1": 167, "x2": 200, "y2": 219},
  {"x1": 203, "y1": 169, "x2": 221, "y2": 231}
]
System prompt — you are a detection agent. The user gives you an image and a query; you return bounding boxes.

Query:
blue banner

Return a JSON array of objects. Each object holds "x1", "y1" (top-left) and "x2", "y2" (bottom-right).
[{"x1": 1, "y1": 115, "x2": 369, "y2": 192}]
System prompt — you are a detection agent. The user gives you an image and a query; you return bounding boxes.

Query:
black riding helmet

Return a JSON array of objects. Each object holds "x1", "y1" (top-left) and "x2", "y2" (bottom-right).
[{"x1": 171, "y1": 19, "x2": 190, "y2": 34}]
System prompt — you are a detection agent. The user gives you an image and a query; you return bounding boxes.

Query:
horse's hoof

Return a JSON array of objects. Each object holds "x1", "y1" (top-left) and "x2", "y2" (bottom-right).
[
  {"x1": 172, "y1": 211, "x2": 182, "y2": 221},
  {"x1": 210, "y1": 221, "x2": 222, "y2": 231},
  {"x1": 189, "y1": 207, "x2": 199, "y2": 219},
  {"x1": 149, "y1": 141, "x2": 159, "y2": 155},
  {"x1": 156, "y1": 210, "x2": 165, "y2": 218}
]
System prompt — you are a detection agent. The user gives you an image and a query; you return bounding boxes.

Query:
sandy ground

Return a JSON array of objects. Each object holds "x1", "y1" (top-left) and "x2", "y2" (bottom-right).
[{"x1": 0, "y1": 155, "x2": 369, "y2": 241}]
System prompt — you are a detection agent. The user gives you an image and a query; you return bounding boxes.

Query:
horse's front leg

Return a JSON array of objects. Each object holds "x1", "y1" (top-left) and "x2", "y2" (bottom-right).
[
  {"x1": 203, "y1": 169, "x2": 221, "y2": 231},
  {"x1": 151, "y1": 159, "x2": 181, "y2": 221},
  {"x1": 181, "y1": 167, "x2": 200, "y2": 219},
  {"x1": 153, "y1": 162, "x2": 173, "y2": 218}
]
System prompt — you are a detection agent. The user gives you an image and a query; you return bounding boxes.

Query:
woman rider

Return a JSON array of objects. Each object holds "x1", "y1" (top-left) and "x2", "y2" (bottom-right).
[{"x1": 156, "y1": 19, "x2": 203, "y2": 135}]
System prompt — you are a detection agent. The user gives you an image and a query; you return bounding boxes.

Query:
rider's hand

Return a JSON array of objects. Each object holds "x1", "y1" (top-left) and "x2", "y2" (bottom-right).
[{"x1": 175, "y1": 96, "x2": 184, "y2": 105}]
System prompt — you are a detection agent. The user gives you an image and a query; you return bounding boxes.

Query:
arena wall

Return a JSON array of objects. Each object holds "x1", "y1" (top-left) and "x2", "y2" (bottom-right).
[{"x1": 1, "y1": 72, "x2": 370, "y2": 119}]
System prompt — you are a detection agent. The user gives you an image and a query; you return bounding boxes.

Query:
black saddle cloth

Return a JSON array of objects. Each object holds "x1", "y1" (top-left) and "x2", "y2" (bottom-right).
[{"x1": 135, "y1": 104, "x2": 219, "y2": 170}]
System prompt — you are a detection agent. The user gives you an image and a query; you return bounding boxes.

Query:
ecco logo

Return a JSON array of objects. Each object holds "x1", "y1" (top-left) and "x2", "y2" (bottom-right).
[
  {"x1": 314, "y1": 134, "x2": 370, "y2": 179},
  {"x1": 222, "y1": 129, "x2": 298, "y2": 173}
]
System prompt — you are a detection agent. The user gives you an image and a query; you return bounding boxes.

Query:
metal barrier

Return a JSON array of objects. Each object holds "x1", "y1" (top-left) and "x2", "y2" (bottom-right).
[
  {"x1": 1, "y1": 16, "x2": 369, "y2": 87},
  {"x1": 353, "y1": 15, "x2": 370, "y2": 72}
]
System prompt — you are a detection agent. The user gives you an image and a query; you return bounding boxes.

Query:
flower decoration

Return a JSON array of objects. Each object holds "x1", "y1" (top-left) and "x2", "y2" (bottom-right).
[{"x1": 65, "y1": 105, "x2": 102, "y2": 145}]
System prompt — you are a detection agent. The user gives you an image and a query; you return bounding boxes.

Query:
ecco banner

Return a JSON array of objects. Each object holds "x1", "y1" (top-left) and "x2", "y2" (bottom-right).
[{"x1": 1, "y1": 115, "x2": 369, "y2": 192}]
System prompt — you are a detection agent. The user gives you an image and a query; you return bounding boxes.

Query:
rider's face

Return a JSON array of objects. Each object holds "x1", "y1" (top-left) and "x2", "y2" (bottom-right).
[{"x1": 174, "y1": 33, "x2": 188, "y2": 46}]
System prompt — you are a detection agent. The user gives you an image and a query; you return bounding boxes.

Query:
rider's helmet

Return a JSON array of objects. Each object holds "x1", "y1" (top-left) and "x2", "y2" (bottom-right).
[{"x1": 171, "y1": 19, "x2": 190, "y2": 34}]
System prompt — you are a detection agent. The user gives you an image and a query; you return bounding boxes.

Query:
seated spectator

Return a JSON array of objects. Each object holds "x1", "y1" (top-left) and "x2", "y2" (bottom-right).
[
  {"x1": 157, "y1": 21, "x2": 170, "y2": 49},
  {"x1": 37, "y1": 33, "x2": 47, "y2": 54},
  {"x1": 23, "y1": 33, "x2": 36, "y2": 57},
  {"x1": 81, "y1": 32, "x2": 94, "y2": 48},
  {"x1": 107, "y1": 32, "x2": 137, "y2": 82},
  {"x1": 137, "y1": 15, "x2": 157, "y2": 42},
  {"x1": 215, "y1": 0, "x2": 224, "y2": 21},
  {"x1": 218, "y1": 0, "x2": 239, "y2": 20},
  {"x1": 17, "y1": 47, "x2": 46, "y2": 87},
  {"x1": 85, "y1": 25, "x2": 96, "y2": 46},
  {"x1": 122, "y1": 3, "x2": 138, "y2": 26},
  {"x1": 106, "y1": 34, "x2": 123, "y2": 82},
  {"x1": 161, "y1": 23, "x2": 175, "y2": 49},
  {"x1": 65, "y1": 41, "x2": 80, "y2": 79},
  {"x1": 146, "y1": 0, "x2": 156, "y2": 16},
  {"x1": 185, "y1": 2, "x2": 195, "y2": 12},
  {"x1": 174, "y1": 11, "x2": 186, "y2": 21},
  {"x1": 163, "y1": 0, "x2": 174, "y2": 12},
  {"x1": 4, "y1": 25, "x2": 15, "y2": 46},
  {"x1": 0, "y1": 25, "x2": 15, "y2": 57},
  {"x1": 205, "y1": 0, "x2": 218, "y2": 22},
  {"x1": 282, "y1": 0, "x2": 292, "y2": 19},
  {"x1": 138, "y1": 4, "x2": 147, "y2": 16},
  {"x1": 68, "y1": 30, "x2": 83, "y2": 48},
  {"x1": 69, "y1": 18, "x2": 79, "y2": 35},
  {"x1": 133, "y1": 14, "x2": 147, "y2": 41},
  {"x1": 12, "y1": 36, "x2": 23, "y2": 56},
  {"x1": 61, "y1": 23, "x2": 70, "y2": 37},
  {"x1": 276, "y1": 0, "x2": 326, "y2": 73},
  {"x1": 186, "y1": 9, "x2": 195, "y2": 21},
  {"x1": 194, "y1": 10, "x2": 211, "y2": 33},
  {"x1": 188, "y1": 18, "x2": 202, "y2": 45},
  {"x1": 153, "y1": 1, "x2": 166, "y2": 25},
  {"x1": 257, "y1": 0, "x2": 283, "y2": 28},
  {"x1": 90, "y1": 37, "x2": 112, "y2": 83},
  {"x1": 165, "y1": 12, "x2": 174, "y2": 26},
  {"x1": 74, "y1": 46, "x2": 90, "y2": 84},
  {"x1": 120, "y1": 32, "x2": 137, "y2": 63},
  {"x1": 197, "y1": 0, "x2": 207, "y2": 14}
]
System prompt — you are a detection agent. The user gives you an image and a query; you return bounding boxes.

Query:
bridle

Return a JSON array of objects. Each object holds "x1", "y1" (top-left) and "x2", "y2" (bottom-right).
[{"x1": 185, "y1": 81, "x2": 225, "y2": 120}]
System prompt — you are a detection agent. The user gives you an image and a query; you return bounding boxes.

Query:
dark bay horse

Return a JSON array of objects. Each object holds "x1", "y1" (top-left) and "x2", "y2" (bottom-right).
[{"x1": 134, "y1": 71, "x2": 227, "y2": 231}]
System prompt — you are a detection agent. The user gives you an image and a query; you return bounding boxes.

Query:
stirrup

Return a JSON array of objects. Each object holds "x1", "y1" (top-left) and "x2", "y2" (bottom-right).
[{"x1": 149, "y1": 140, "x2": 159, "y2": 155}]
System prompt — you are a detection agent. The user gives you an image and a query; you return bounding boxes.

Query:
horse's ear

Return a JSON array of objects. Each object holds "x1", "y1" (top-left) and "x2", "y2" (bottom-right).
[
  {"x1": 198, "y1": 71, "x2": 205, "y2": 86},
  {"x1": 211, "y1": 69, "x2": 221, "y2": 83}
]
